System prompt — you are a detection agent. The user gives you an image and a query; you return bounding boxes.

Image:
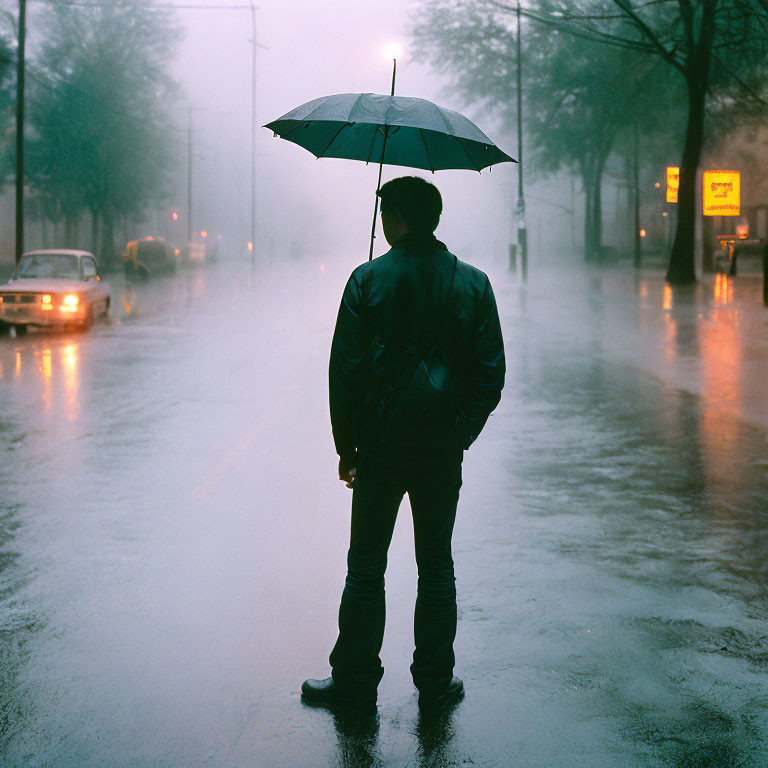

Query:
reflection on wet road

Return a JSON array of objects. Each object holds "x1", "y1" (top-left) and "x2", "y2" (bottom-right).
[{"x1": 0, "y1": 259, "x2": 766, "y2": 766}]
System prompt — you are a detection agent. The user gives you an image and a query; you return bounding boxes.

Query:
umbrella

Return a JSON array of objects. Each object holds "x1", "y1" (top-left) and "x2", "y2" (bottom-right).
[{"x1": 264, "y1": 78, "x2": 515, "y2": 259}]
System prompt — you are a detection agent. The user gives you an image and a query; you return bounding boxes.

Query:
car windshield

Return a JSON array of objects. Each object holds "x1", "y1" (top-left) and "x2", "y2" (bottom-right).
[{"x1": 16, "y1": 254, "x2": 80, "y2": 280}]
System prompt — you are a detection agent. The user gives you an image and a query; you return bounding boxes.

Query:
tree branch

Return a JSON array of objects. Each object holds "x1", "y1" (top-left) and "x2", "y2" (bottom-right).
[
  {"x1": 709, "y1": 53, "x2": 768, "y2": 107},
  {"x1": 609, "y1": 0, "x2": 685, "y2": 72}
]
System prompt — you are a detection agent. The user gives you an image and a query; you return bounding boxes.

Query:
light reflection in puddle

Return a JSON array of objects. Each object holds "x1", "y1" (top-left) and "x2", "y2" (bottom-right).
[
  {"x1": 2, "y1": 341, "x2": 81, "y2": 420},
  {"x1": 713, "y1": 273, "x2": 733, "y2": 306}
]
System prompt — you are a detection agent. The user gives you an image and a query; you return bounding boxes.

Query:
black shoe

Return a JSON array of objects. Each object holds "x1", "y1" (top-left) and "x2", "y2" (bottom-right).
[
  {"x1": 301, "y1": 676, "x2": 376, "y2": 706},
  {"x1": 418, "y1": 676, "x2": 464, "y2": 708}
]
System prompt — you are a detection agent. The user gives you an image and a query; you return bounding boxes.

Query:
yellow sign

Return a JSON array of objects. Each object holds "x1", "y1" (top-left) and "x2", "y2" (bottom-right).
[
  {"x1": 666, "y1": 166, "x2": 679, "y2": 203},
  {"x1": 703, "y1": 170, "x2": 740, "y2": 216}
]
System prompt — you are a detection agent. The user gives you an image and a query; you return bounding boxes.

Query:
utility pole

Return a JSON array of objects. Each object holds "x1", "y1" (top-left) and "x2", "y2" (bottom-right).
[
  {"x1": 15, "y1": 0, "x2": 26, "y2": 265},
  {"x1": 516, "y1": 0, "x2": 527, "y2": 281},
  {"x1": 187, "y1": 107, "x2": 193, "y2": 246},
  {"x1": 249, "y1": 1, "x2": 257, "y2": 262}
]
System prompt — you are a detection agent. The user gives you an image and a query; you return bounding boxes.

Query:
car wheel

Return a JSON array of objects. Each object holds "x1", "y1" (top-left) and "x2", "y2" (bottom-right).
[
  {"x1": 13, "y1": 324, "x2": 27, "y2": 336},
  {"x1": 82, "y1": 305, "x2": 94, "y2": 330}
]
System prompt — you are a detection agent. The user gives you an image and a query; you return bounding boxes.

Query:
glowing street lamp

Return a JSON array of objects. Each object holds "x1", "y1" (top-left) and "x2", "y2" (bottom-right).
[
  {"x1": 200, "y1": 230, "x2": 208, "y2": 239},
  {"x1": 381, "y1": 41, "x2": 403, "y2": 61}
]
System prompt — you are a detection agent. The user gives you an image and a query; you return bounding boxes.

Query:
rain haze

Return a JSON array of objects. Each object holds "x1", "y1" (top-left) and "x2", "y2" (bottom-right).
[
  {"x1": 175, "y1": 0, "x2": 519, "y2": 266},
  {"x1": 0, "y1": 1, "x2": 767, "y2": 767}
]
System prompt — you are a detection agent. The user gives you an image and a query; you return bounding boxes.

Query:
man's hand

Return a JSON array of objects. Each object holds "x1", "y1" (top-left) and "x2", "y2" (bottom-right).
[{"x1": 338, "y1": 454, "x2": 357, "y2": 489}]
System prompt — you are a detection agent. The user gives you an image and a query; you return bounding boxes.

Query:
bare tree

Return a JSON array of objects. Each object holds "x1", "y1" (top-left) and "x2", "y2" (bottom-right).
[
  {"x1": 413, "y1": 0, "x2": 768, "y2": 282},
  {"x1": 411, "y1": 0, "x2": 684, "y2": 261},
  {"x1": 26, "y1": 1, "x2": 182, "y2": 265}
]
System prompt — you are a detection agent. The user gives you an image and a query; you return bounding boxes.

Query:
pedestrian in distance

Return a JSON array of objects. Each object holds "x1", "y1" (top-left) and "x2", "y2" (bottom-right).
[{"x1": 302, "y1": 176, "x2": 505, "y2": 709}]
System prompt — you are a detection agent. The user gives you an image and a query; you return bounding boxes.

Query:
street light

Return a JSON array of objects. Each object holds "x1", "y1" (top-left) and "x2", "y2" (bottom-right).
[
  {"x1": 249, "y1": 1, "x2": 258, "y2": 264},
  {"x1": 382, "y1": 41, "x2": 403, "y2": 61},
  {"x1": 15, "y1": 0, "x2": 26, "y2": 265},
  {"x1": 516, "y1": 0, "x2": 527, "y2": 281}
]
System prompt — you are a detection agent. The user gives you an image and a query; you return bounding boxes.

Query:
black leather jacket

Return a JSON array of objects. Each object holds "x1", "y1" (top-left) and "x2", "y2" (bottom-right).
[{"x1": 329, "y1": 232, "x2": 505, "y2": 465}]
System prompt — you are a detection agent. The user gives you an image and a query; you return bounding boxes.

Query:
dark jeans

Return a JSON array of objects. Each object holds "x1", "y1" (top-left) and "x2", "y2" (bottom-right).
[{"x1": 329, "y1": 454, "x2": 462, "y2": 698}]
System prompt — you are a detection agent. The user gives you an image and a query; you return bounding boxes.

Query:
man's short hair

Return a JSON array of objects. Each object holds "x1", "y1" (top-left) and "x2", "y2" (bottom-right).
[{"x1": 378, "y1": 176, "x2": 442, "y2": 233}]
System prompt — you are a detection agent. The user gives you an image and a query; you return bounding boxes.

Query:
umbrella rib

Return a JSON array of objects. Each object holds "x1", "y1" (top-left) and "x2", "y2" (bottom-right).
[
  {"x1": 365, "y1": 125, "x2": 382, "y2": 165},
  {"x1": 419, "y1": 129, "x2": 435, "y2": 172},
  {"x1": 456, "y1": 136, "x2": 482, "y2": 172},
  {"x1": 269, "y1": 120, "x2": 307, "y2": 140},
  {"x1": 317, "y1": 122, "x2": 351, "y2": 158}
]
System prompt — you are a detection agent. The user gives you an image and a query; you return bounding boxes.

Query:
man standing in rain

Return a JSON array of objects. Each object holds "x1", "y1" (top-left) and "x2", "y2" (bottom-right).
[{"x1": 302, "y1": 176, "x2": 505, "y2": 707}]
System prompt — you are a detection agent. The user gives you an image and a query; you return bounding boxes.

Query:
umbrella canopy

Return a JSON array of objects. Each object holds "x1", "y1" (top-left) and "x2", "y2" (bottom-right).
[{"x1": 264, "y1": 92, "x2": 515, "y2": 172}]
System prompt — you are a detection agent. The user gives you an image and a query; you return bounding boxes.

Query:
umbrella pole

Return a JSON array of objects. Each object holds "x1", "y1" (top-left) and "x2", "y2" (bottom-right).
[
  {"x1": 368, "y1": 59, "x2": 397, "y2": 262},
  {"x1": 368, "y1": 139, "x2": 387, "y2": 262}
]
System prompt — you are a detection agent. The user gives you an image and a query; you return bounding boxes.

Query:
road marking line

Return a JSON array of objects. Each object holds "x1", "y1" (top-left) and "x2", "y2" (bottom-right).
[
  {"x1": 189, "y1": 434, "x2": 252, "y2": 501},
  {"x1": 187, "y1": 360, "x2": 309, "y2": 502}
]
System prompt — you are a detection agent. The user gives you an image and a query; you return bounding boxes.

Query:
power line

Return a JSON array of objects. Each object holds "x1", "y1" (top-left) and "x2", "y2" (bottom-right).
[
  {"x1": 29, "y1": 1, "x2": 252, "y2": 8},
  {"x1": 518, "y1": 7, "x2": 659, "y2": 53}
]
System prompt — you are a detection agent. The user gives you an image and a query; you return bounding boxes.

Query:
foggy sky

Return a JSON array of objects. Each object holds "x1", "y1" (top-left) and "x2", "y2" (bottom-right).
[{"x1": 173, "y1": 0, "x2": 521, "y2": 268}]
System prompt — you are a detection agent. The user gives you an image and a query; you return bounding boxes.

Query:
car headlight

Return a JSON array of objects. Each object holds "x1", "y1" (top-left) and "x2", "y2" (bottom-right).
[
  {"x1": 41, "y1": 294, "x2": 53, "y2": 311},
  {"x1": 61, "y1": 294, "x2": 80, "y2": 313}
]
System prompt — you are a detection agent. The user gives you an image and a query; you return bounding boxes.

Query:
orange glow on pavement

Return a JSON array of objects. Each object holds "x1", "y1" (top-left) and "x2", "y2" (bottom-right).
[
  {"x1": 663, "y1": 284, "x2": 673, "y2": 311},
  {"x1": 714, "y1": 273, "x2": 733, "y2": 306},
  {"x1": 41, "y1": 348, "x2": 52, "y2": 379},
  {"x1": 63, "y1": 344, "x2": 80, "y2": 421}
]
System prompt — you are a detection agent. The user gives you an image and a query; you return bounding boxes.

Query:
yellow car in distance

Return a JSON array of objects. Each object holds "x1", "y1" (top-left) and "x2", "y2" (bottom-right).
[
  {"x1": 0, "y1": 249, "x2": 111, "y2": 334},
  {"x1": 123, "y1": 237, "x2": 176, "y2": 281}
]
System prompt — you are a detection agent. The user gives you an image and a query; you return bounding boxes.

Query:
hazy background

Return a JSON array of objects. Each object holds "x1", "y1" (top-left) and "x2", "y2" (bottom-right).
[{"x1": 174, "y1": 0, "x2": 524, "y2": 268}]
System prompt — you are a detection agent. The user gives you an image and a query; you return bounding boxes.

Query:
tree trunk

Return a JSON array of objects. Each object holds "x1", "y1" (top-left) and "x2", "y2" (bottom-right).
[
  {"x1": 633, "y1": 124, "x2": 641, "y2": 268},
  {"x1": 100, "y1": 215, "x2": 116, "y2": 270},
  {"x1": 584, "y1": 178, "x2": 594, "y2": 260},
  {"x1": 665, "y1": 0, "x2": 717, "y2": 286},
  {"x1": 592, "y1": 177, "x2": 603, "y2": 261},
  {"x1": 702, "y1": 214, "x2": 714, "y2": 272},
  {"x1": 582, "y1": 155, "x2": 605, "y2": 262},
  {"x1": 666, "y1": 79, "x2": 706, "y2": 285},
  {"x1": 65, "y1": 215, "x2": 75, "y2": 247},
  {"x1": 91, "y1": 209, "x2": 99, "y2": 256}
]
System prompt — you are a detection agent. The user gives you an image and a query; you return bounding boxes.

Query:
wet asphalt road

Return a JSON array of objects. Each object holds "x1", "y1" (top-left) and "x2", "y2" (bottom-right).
[{"x1": 0, "y1": 257, "x2": 766, "y2": 767}]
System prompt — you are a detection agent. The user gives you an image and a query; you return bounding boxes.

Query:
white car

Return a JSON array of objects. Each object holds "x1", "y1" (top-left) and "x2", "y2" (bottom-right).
[{"x1": 0, "y1": 249, "x2": 111, "y2": 333}]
